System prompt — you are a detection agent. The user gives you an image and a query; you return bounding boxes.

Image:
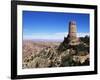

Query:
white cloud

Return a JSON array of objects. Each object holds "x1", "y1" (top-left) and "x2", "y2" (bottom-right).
[
  {"x1": 23, "y1": 32, "x2": 89, "y2": 40},
  {"x1": 77, "y1": 33, "x2": 90, "y2": 37}
]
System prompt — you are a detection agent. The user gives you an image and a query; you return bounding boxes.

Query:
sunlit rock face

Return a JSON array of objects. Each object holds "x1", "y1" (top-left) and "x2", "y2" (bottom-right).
[{"x1": 64, "y1": 21, "x2": 80, "y2": 46}]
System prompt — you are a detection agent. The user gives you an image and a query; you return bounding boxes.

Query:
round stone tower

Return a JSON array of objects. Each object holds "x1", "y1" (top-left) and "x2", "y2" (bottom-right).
[
  {"x1": 68, "y1": 21, "x2": 77, "y2": 40},
  {"x1": 64, "y1": 21, "x2": 80, "y2": 46}
]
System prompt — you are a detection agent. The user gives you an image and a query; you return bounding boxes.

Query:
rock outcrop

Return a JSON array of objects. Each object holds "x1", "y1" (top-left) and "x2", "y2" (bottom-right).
[{"x1": 23, "y1": 41, "x2": 89, "y2": 68}]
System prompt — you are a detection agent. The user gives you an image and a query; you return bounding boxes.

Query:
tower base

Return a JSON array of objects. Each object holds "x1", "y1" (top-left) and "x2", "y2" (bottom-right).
[{"x1": 64, "y1": 37, "x2": 80, "y2": 46}]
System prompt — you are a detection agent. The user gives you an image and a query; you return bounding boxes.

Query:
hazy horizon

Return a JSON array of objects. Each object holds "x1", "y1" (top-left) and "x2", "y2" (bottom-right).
[{"x1": 23, "y1": 32, "x2": 89, "y2": 40}]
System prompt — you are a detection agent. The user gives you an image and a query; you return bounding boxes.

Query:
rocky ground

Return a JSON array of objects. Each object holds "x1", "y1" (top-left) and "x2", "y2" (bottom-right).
[{"x1": 22, "y1": 38, "x2": 89, "y2": 69}]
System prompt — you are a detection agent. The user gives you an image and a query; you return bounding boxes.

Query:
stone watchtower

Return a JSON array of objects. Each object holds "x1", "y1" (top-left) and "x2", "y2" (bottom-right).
[
  {"x1": 68, "y1": 21, "x2": 77, "y2": 40},
  {"x1": 64, "y1": 21, "x2": 80, "y2": 46}
]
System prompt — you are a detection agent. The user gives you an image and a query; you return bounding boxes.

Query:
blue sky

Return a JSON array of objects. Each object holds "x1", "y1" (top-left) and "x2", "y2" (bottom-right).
[{"x1": 23, "y1": 11, "x2": 90, "y2": 40}]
